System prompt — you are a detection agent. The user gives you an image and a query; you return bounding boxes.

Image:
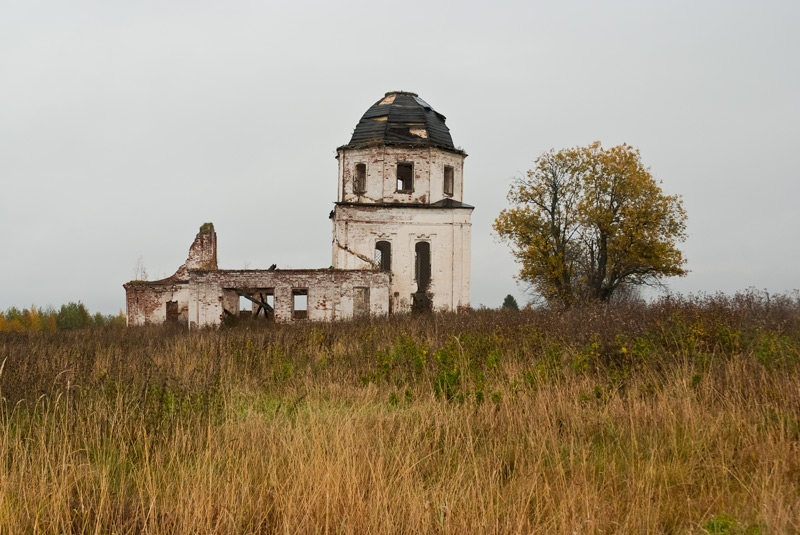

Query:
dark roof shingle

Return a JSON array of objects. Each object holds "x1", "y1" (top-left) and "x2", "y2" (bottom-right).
[{"x1": 341, "y1": 91, "x2": 462, "y2": 153}]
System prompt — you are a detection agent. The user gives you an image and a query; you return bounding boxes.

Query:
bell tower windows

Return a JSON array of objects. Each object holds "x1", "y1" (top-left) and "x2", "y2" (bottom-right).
[
  {"x1": 444, "y1": 165, "x2": 454, "y2": 196},
  {"x1": 396, "y1": 162, "x2": 413, "y2": 192},
  {"x1": 354, "y1": 163, "x2": 367, "y2": 194}
]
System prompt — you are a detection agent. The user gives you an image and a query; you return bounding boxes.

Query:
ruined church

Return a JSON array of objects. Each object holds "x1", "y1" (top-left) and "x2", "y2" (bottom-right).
[{"x1": 124, "y1": 92, "x2": 473, "y2": 327}]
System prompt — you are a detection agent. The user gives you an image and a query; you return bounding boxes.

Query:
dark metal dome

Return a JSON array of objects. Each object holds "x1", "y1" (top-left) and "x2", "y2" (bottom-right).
[{"x1": 341, "y1": 91, "x2": 461, "y2": 153}]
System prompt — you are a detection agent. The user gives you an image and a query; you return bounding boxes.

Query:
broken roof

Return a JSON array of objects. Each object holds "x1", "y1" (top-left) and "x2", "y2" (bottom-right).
[{"x1": 340, "y1": 91, "x2": 462, "y2": 154}]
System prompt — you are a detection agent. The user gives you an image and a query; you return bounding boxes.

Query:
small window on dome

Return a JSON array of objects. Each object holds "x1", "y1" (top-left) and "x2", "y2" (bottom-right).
[
  {"x1": 397, "y1": 163, "x2": 413, "y2": 193},
  {"x1": 355, "y1": 163, "x2": 367, "y2": 194},
  {"x1": 444, "y1": 166, "x2": 454, "y2": 196}
]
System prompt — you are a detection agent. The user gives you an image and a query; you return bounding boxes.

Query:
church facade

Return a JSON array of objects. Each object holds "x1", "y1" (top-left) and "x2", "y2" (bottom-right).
[{"x1": 124, "y1": 92, "x2": 473, "y2": 327}]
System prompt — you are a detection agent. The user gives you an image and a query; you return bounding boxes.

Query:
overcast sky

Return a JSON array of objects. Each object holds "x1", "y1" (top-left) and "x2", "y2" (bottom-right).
[{"x1": 1, "y1": 0, "x2": 798, "y2": 314}]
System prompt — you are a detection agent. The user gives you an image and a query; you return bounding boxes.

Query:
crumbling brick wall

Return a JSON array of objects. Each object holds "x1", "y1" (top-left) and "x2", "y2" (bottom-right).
[
  {"x1": 124, "y1": 223, "x2": 217, "y2": 326},
  {"x1": 188, "y1": 269, "x2": 391, "y2": 327},
  {"x1": 337, "y1": 146, "x2": 465, "y2": 205}
]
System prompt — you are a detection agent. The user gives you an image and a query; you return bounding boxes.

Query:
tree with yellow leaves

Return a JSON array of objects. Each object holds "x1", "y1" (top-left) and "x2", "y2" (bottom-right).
[{"x1": 494, "y1": 142, "x2": 688, "y2": 306}]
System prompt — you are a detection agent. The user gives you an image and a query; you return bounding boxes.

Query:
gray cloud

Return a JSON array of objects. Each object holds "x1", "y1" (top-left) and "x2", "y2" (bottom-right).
[{"x1": 2, "y1": 0, "x2": 798, "y2": 313}]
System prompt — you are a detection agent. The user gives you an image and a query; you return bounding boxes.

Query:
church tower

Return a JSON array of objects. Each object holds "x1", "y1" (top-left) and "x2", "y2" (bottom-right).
[{"x1": 331, "y1": 91, "x2": 473, "y2": 313}]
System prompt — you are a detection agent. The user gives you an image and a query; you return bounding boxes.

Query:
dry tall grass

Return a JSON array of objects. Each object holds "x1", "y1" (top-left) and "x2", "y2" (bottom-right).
[{"x1": 1, "y1": 292, "x2": 799, "y2": 533}]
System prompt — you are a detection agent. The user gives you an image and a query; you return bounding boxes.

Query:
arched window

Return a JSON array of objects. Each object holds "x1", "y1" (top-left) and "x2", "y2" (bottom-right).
[
  {"x1": 415, "y1": 241, "x2": 431, "y2": 291},
  {"x1": 375, "y1": 241, "x2": 391, "y2": 271}
]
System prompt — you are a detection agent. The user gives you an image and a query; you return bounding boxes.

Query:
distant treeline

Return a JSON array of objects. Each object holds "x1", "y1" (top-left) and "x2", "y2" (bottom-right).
[{"x1": 0, "y1": 302, "x2": 126, "y2": 332}]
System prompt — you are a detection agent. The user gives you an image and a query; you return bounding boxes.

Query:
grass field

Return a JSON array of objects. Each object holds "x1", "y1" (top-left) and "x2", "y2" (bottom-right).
[{"x1": 1, "y1": 292, "x2": 799, "y2": 533}]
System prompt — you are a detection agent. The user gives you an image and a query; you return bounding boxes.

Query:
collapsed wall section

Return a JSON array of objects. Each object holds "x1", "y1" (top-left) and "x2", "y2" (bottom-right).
[
  {"x1": 188, "y1": 269, "x2": 391, "y2": 328},
  {"x1": 124, "y1": 223, "x2": 391, "y2": 327},
  {"x1": 123, "y1": 223, "x2": 218, "y2": 326},
  {"x1": 124, "y1": 282, "x2": 191, "y2": 325}
]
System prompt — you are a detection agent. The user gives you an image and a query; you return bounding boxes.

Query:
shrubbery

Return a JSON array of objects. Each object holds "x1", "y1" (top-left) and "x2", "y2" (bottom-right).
[{"x1": 0, "y1": 302, "x2": 125, "y2": 332}]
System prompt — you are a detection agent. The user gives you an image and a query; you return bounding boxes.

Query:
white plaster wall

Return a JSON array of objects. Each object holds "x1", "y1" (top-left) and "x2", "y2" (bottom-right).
[
  {"x1": 337, "y1": 146, "x2": 465, "y2": 205},
  {"x1": 125, "y1": 284, "x2": 191, "y2": 326},
  {"x1": 187, "y1": 270, "x2": 390, "y2": 327},
  {"x1": 428, "y1": 149, "x2": 465, "y2": 202},
  {"x1": 332, "y1": 205, "x2": 472, "y2": 313}
]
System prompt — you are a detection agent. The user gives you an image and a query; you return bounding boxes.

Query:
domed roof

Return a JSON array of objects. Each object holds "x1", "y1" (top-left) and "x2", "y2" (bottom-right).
[{"x1": 341, "y1": 91, "x2": 462, "y2": 153}]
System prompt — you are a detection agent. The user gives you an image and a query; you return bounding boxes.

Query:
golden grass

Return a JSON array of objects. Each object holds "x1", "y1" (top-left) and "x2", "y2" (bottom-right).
[{"x1": 1, "y1": 295, "x2": 799, "y2": 533}]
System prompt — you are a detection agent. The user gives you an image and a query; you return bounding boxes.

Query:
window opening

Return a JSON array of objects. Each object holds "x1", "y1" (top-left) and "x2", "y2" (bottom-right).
[
  {"x1": 444, "y1": 166, "x2": 454, "y2": 196},
  {"x1": 375, "y1": 241, "x2": 392, "y2": 271},
  {"x1": 254, "y1": 291, "x2": 274, "y2": 320},
  {"x1": 355, "y1": 163, "x2": 367, "y2": 194},
  {"x1": 415, "y1": 241, "x2": 431, "y2": 292},
  {"x1": 396, "y1": 162, "x2": 413, "y2": 192},
  {"x1": 166, "y1": 301, "x2": 179, "y2": 322},
  {"x1": 239, "y1": 296, "x2": 252, "y2": 317},
  {"x1": 292, "y1": 289, "x2": 308, "y2": 320},
  {"x1": 236, "y1": 289, "x2": 274, "y2": 321},
  {"x1": 413, "y1": 242, "x2": 433, "y2": 314}
]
